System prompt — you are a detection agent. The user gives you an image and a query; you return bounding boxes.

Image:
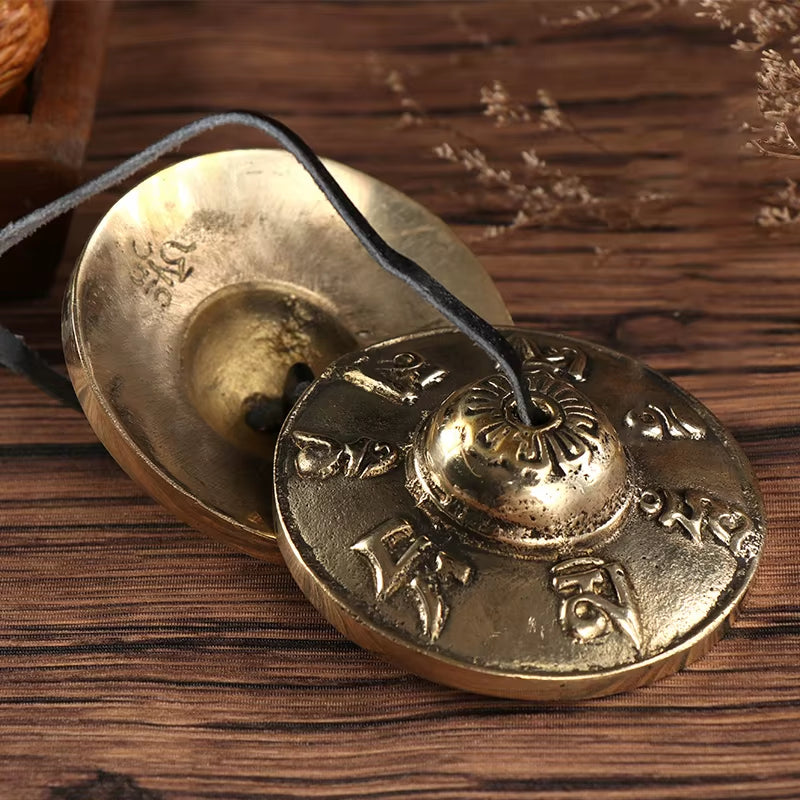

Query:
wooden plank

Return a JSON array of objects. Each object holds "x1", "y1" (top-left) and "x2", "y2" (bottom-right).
[{"x1": 0, "y1": 2, "x2": 799, "y2": 798}]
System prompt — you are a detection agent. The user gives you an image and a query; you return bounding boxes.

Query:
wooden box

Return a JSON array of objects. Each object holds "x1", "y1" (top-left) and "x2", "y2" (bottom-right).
[{"x1": 0, "y1": 1, "x2": 112, "y2": 299}]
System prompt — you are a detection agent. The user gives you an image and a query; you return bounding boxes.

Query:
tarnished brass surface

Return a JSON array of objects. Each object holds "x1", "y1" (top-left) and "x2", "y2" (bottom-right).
[
  {"x1": 412, "y1": 369, "x2": 632, "y2": 552},
  {"x1": 273, "y1": 328, "x2": 765, "y2": 700},
  {"x1": 62, "y1": 150, "x2": 510, "y2": 559}
]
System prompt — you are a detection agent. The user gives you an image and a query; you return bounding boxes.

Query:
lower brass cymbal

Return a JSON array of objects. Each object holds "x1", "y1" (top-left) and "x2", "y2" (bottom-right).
[
  {"x1": 274, "y1": 328, "x2": 765, "y2": 700},
  {"x1": 62, "y1": 149, "x2": 511, "y2": 559}
]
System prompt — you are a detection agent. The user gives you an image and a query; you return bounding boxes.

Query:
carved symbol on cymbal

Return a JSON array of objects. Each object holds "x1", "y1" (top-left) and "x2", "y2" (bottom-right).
[
  {"x1": 352, "y1": 517, "x2": 472, "y2": 641},
  {"x1": 624, "y1": 403, "x2": 706, "y2": 441},
  {"x1": 337, "y1": 351, "x2": 447, "y2": 406},
  {"x1": 292, "y1": 432, "x2": 401, "y2": 480},
  {"x1": 551, "y1": 557, "x2": 642, "y2": 653},
  {"x1": 640, "y1": 487, "x2": 760, "y2": 560}
]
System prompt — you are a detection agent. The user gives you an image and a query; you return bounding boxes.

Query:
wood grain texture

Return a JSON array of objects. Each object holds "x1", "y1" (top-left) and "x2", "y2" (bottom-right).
[{"x1": 1, "y1": 2, "x2": 799, "y2": 797}]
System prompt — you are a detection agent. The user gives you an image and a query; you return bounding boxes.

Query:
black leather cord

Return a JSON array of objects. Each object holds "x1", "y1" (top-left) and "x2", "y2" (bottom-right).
[
  {"x1": 0, "y1": 325, "x2": 80, "y2": 410},
  {"x1": 0, "y1": 112, "x2": 535, "y2": 424}
]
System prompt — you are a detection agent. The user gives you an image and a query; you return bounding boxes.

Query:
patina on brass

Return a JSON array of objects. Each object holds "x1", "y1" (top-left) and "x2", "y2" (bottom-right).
[
  {"x1": 411, "y1": 369, "x2": 632, "y2": 552},
  {"x1": 273, "y1": 328, "x2": 765, "y2": 700},
  {"x1": 62, "y1": 150, "x2": 511, "y2": 560}
]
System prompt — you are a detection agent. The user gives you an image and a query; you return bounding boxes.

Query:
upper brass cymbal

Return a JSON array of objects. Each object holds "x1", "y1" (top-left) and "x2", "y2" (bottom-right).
[{"x1": 62, "y1": 149, "x2": 511, "y2": 560}]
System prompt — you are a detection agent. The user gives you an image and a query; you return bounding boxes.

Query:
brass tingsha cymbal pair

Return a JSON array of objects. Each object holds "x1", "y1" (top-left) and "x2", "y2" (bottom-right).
[{"x1": 64, "y1": 148, "x2": 765, "y2": 701}]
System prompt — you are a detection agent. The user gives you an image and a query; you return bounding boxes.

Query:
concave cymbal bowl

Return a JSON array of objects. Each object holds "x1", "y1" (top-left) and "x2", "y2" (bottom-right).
[{"x1": 63, "y1": 149, "x2": 511, "y2": 560}]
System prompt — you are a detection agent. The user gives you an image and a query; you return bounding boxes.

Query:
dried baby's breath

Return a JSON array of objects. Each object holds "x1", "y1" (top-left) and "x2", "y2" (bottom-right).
[
  {"x1": 432, "y1": 135, "x2": 661, "y2": 237},
  {"x1": 479, "y1": 82, "x2": 571, "y2": 133},
  {"x1": 749, "y1": 49, "x2": 800, "y2": 159},
  {"x1": 758, "y1": 178, "x2": 800, "y2": 225},
  {"x1": 543, "y1": 5, "x2": 610, "y2": 27},
  {"x1": 378, "y1": 71, "x2": 665, "y2": 237},
  {"x1": 695, "y1": 0, "x2": 745, "y2": 37},
  {"x1": 695, "y1": 2, "x2": 800, "y2": 226},
  {"x1": 480, "y1": 81, "x2": 609, "y2": 153},
  {"x1": 697, "y1": 0, "x2": 800, "y2": 51},
  {"x1": 548, "y1": 0, "x2": 797, "y2": 46},
  {"x1": 534, "y1": 90, "x2": 567, "y2": 132},
  {"x1": 547, "y1": 1, "x2": 800, "y2": 226},
  {"x1": 384, "y1": 68, "x2": 425, "y2": 129},
  {"x1": 480, "y1": 81, "x2": 533, "y2": 127},
  {"x1": 543, "y1": 0, "x2": 688, "y2": 27}
]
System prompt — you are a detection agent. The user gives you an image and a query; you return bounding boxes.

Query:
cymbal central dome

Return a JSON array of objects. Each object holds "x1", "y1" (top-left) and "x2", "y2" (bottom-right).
[{"x1": 410, "y1": 370, "x2": 631, "y2": 552}]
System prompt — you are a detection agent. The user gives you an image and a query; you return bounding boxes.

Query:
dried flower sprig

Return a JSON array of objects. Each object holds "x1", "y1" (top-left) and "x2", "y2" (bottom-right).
[
  {"x1": 547, "y1": 0, "x2": 797, "y2": 47},
  {"x1": 700, "y1": 2, "x2": 800, "y2": 225},
  {"x1": 376, "y1": 68, "x2": 664, "y2": 238},
  {"x1": 758, "y1": 178, "x2": 800, "y2": 225},
  {"x1": 749, "y1": 48, "x2": 800, "y2": 159},
  {"x1": 542, "y1": 0, "x2": 689, "y2": 28},
  {"x1": 380, "y1": 66, "x2": 482, "y2": 146},
  {"x1": 697, "y1": 0, "x2": 800, "y2": 51},
  {"x1": 480, "y1": 81, "x2": 534, "y2": 128},
  {"x1": 479, "y1": 80, "x2": 609, "y2": 153},
  {"x1": 546, "y1": 0, "x2": 800, "y2": 227},
  {"x1": 433, "y1": 141, "x2": 660, "y2": 236}
]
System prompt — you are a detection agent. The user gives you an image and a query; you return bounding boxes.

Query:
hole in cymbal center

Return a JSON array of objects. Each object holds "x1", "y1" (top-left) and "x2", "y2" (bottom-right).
[
  {"x1": 504, "y1": 393, "x2": 555, "y2": 429},
  {"x1": 242, "y1": 393, "x2": 284, "y2": 433},
  {"x1": 182, "y1": 282, "x2": 355, "y2": 458},
  {"x1": 242, "y1": 362, "x2": 316, "y2": 434},
  {"x1": 282, "y1": 362, "x2": 316, "y2": 411}
]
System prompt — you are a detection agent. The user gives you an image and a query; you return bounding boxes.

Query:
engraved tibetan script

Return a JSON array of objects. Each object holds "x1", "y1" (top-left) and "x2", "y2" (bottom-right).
[
  {"x1": 551, "y1": 557, "x2": 642, "y2": 652},
  {"x1": 339, "y1": 351, "x2": 447, "y2": 405},
  {"x1": 624, "y1": 403, "x2": 706, "y2": 441},
  {"x1": 130, "y1": 239, "x2": 196, "y2": 308},
  {"x1": 352, "y1": 518, "x2": 472, "y2": 641},
  {"x1": 640, "y1": 488, "x2": 760, "y2": 560},
  {"x1": 292, "y1": 432, "x2": 401, "y2": 480},
  {"x1": 508, "y1": 334, "x2": 588, "y2": 382}
]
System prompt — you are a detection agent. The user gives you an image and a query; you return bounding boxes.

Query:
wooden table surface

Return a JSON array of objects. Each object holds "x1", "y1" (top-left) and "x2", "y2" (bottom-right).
[{"x1": 1, "y1": 2, "x2": 799, "y2": 798}]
